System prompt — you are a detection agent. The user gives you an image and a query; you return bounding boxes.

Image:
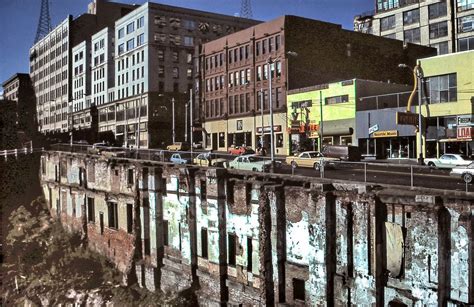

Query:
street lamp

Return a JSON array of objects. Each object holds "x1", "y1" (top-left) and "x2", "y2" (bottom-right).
[
  {"x1": 158, "y1": 94, "x2": 176, "y2": 144},
  {"x1": 398, "y1": 63, "x2": 424, "y2": 165}
]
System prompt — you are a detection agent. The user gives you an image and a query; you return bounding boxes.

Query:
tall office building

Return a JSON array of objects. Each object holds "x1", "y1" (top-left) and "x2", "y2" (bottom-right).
[
  {"x1": 29, "y1": 0, "x2": 136, "y2": 134},
  {"x1": 95, "y1": 2, "x2": 259, "y2": 148},
  {"x1": 354, "y1": 0, "x2": 474, "y2": 54}
]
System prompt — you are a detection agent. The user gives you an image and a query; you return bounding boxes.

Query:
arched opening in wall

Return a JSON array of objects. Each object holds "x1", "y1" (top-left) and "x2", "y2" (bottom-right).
[{"x1": 388, "y1": 300, "x2": 408, "y2": 307}]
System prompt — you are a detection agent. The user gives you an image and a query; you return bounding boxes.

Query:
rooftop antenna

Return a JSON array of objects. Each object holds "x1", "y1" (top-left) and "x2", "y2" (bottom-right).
[
  {"x1": 240, "y1": 0, "x2": 253, "y2": 18},
  {"x1": 34, "y1": 0, "x2": 52, "y2": 43}
]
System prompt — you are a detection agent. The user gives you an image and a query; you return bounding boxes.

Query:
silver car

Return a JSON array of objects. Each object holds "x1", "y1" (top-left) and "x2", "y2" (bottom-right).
[{"x1": 449, "y1": 162, "x2": 474, "y2": 183}]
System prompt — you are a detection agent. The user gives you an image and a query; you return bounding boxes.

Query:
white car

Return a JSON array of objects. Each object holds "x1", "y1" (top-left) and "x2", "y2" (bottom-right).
[
  {"x1": 450, "y1": 162, "x2": 474, "y2": 183},
  {"x1": 225, "y1": 155, "x2": 273, "y2": 172},
  {"x1": 424, "y1": 154, "x2": 472, "y2": 169}
]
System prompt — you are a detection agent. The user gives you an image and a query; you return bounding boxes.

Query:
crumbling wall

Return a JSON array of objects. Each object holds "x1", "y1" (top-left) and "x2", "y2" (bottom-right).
[{"x1": 39, "y1": 152, "x2": 474, "y2": 305}]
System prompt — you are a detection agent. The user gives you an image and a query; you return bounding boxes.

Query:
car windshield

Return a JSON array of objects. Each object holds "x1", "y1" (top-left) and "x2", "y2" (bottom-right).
[
  {"x1": 247, "y1": 156, "x2": 264, "y2": 162},
  {"x1": 308, "y1": 152, "x2": 321, "y2": 158}
]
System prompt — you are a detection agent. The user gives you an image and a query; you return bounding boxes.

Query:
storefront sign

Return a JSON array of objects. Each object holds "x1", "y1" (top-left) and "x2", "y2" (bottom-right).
[
  {"x1": 308, "y1": 131, "x2": 319, "y2": 138},
  {"x1": 457, "y1": 115, "x2": 472, "y2": 127},
  {"x1": 457, "y1": 126, "x2": 473, "y2": 140},
  {"x1": 396, "y1": 112, "x2": 419, "y2": 126},
  {"x1": 373, "y1": 130, "x2": 398, "y2": 138},
  {"x1": 369, "y1": 124, "x2": 379, "y2": 134},
  {"x1": 257, "y1": 125, "x2": 282, "y2": 134}
]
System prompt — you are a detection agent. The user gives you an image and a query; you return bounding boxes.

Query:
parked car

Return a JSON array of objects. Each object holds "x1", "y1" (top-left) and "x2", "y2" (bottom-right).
[
  {"x1": 167, "y1": 142, "x2": 190, "y2": 151},
  {"x1": 169, "y1": 153, "x2": 191, "y2": 164},
  {"x1": 228, "y1": 145, "x2": 255, "y2": 155},
  {"x1": 449, "y1": 162, "x2": 474, "y2": 183},
  {"x1": 424, "y1": 154, "x2": 472, "y2": 169},
  {"x1": 193, "y1": 153, "x2": 227, "y2": 167},
  {"x1": 192, "y1": 142, "x2": 203, "y2": 149},
  {"x1": 225, "y1": 155, "x2": 273, "y2": 172},
  {"x1": 286, "y1": 151, "x2": 339, "y2": 170},
  {"x1": 87, "y1": 142, "x2": 108, "y2": 154},
  {"x1": 322, "y1": 145, "x2": 361, "y2": 161}
]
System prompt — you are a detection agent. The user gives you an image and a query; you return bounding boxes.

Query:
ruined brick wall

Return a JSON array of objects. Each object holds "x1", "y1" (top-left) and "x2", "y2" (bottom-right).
[{"x1": 40, "y1": 152, "x2": 474, "y2": 305}]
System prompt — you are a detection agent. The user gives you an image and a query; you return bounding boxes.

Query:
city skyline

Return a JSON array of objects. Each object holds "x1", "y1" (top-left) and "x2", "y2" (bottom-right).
[{"x1": 0, "y1": 0, "x2": 373, "y2": 87}]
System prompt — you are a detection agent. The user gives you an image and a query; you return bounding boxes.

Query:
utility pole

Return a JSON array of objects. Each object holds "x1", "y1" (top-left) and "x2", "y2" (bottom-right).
[
  {"x1": 267, "y1": 59, "x2": 275, "y2": 169},
  {"x1": 319, "y1": 91, "x2": 323, "y2": 152},
  {"x1": 172, "y1": 97, "x2": 175, "y2": 144},
  {"x1": 416, "y1": 64, "x2": 424, "y2": 165},
  {"x1": 136, "y1": 94, "x2": 142, "y2": 151},
  {"x1": 190, "y1": 90, "x2": 193, "y2": 155},
  {"x1": 260, "y1": 88, "x2": 264, "y2": 149},
  {"x1": 185, "y1": 102, "x2": 188, "y2": 142}
]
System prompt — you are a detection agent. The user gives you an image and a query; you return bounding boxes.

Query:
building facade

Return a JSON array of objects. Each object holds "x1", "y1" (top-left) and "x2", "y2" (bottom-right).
[
  {"x1": 288, "y1": 79, "x2": 412, "y2": 156},
  {"x1": 95, "y1": 2, "x2": 260, "y2": 148},
  {"x1": 199, "y1": 15, "x2": 435, "y2": 155},
  {"x1": 354, "y1": 0, "x2": 474, "y2": 54},
  {"x1": 417, "y1": 49, "x2": 474, "y2": 158}
]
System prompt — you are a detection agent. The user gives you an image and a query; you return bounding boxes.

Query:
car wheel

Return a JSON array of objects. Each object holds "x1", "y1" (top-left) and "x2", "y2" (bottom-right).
[
  {"x1": 463, "y1": 173, "x2": 473, "y2": 184},
  {"x1": 252, "y1": 167, "x2": 257, "y2": 172},
  {"x1": 428, "y1": 162, "x2": 435, "y2": 168},
  {"x1": 314, "y1": 162, "x2": 320, "y2": 171},
  {"x1": 291, "y1": 161, "x2": 298, "y2": 168}
]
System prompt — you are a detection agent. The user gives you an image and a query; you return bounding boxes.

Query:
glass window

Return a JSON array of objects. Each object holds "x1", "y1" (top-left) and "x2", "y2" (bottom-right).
[
  {"x1": 429, "y1": 21, "x2": 448, "y2": 39},
  {"x1": 256, "y1": 41, "x2": 260, "y2": 56},
  {"x1": 458, "y1": 0, "x2": 474, "y2": 11},
  {"x1": 425, "y1": 73, "x2": 457, "y2": 103},
  {"x1": 257, "y1": 66, "x2": 262, "y2": 81},
  {"x1": 183, "y1": 19, "x2": 196, "y2": 30},
  {"x1": 458, "y1": 15, "x2": 474, "y2": 33},
  {"x1": 403, "y1": 9, "x2": 420, "y2": 25},
  {"x1": 184, "y1": 36, "x2": 194, "y2": 46},
  {"x1": 430, "y1": 41, "x2": 449, "y2": 54},
  {"x1": 137, "y1": 16, "x2": 145, "y2": 28},
  {"x1": 377, "y1": 0, "x2": 400, "y2": 11},
  {"x1": 383, "y1": 33, "x2": 397, "y2": 39},
  {"x1": 127, "y1": 22, "x2": 134, "y2": 34},
  {"x1": 137, "y1": 33, "x2": 144, "y2": 46},
  {"x1": 404, "y1": 28, "x2": 421, "y2": 44},
  {"x1": 325, "y1": 94, "x2": 349, "y2": 105},
  {"x1": 118, "y1": 43, "x2": 124, "y2": 55},
  {"x1": 380, "y1": 15, "x2": 396, "y2": 31},
  {"x1": 118, "y1": 28, "x2": 124, "y2": 39},
  {"x1": 458, "y1": 36, "x2": 474, "y2": 50},
  {"x1": 429, "y1": 1, "x2": 447, "y2": 19},
  {"x1": 127, "y1": 38, "x2": 134, "y2": 51}
]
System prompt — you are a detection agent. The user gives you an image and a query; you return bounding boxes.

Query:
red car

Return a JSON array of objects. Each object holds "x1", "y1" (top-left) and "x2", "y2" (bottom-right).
[{"x1": 227, "y1": 145, "x2": 255, "y2": 155}]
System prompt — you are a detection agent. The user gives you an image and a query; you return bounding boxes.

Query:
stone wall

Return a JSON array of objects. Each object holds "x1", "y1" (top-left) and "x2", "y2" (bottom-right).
[{"x1": 40, "y1": 151, "x2": 474, "y2": 305}]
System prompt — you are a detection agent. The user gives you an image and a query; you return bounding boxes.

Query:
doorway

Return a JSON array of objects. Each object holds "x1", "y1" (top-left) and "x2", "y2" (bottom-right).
[{"x1": 99, "y1": 212, "x2": 104, "y2": 235}]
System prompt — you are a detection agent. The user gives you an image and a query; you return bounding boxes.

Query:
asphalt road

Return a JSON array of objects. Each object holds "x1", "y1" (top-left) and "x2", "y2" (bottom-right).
[{"x1": 274, "y1": 163, "x2": 472, "y2": 192}]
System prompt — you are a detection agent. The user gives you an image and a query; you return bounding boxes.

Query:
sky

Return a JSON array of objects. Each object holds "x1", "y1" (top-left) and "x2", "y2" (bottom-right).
[{"x1": 0, "y1": 0, "x2": 374, "y2": 87}]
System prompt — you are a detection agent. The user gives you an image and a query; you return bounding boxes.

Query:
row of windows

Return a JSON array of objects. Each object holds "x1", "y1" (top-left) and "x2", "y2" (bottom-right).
[
  {"x1": 117, "y1": 82, "x2": 145, "y2": 100},
  {"x1": 39, "y1": 112, "x2": 68, "y2": 126},
  {"x1": 117, "y1": 50, "x2": 145, "y2": 72},
  {"x1": 381, "y1": 2, "x2": 447, "y2": 32},
  {"x1": 93, "y1": 81, "x2": 105, "y2": 94},
  {"x1": 118, "y1": 16, "x2": 145, "y2": 39},
  {"x1": 458, "y1": 0, "x2": 474, "y2": 11},
  {"x1": 35, "y1": 71, "x2": 67, "y2": 92},
  {"x1": 118, "y1": 34, "x2": 145, "y2": 55},
  {"x1": 93, "y1": 67, "x2": 105, "y2": 82},
  {"x1": 425, "y1": 73, "x2": 457, "y2": 103},
  {"x1": 93, "y1": 54, "x2": 105, "y2": 67},
  {"x1": 154, "y1": 15, "x2": 196, "y2": 31},
  {"x1": 458, "y1": 15, "x2": 474, "y2": 33},
  {"x1": 153, "y1": 33, "x2": 194, "y2": 46},
  {"x1": 117, "y1": 66, "x2": 145, "y2": 86},
  {"x1": 93, "y1": 39, "x2": 105, "y2": 52},
  {"x1": 37, "y1": 85, "x2": 67, "y2": 104},
  {"x1": 74, "y1": 64, "x2": 84, "y2": 76},
  {"x1": 32, "y1": 56, "x2": 67, "y2": 78},
  {"x1": 458, "y1": 35, "x2": 474, "y2": 50},
  {"x1": 157, "y1": 49, "x2": 193, "y2": 63},
  {"x1": 73, "y1": 76, "x2": 84, "y2": 90},
  {"x1": 94, "y1": 94, "x2": 106, "y2": 106}
]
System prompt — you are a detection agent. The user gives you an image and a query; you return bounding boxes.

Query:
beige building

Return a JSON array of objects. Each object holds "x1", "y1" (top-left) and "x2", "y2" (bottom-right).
[{"x1": 354, "y1": 0, "x2": 474, "y2": 54}]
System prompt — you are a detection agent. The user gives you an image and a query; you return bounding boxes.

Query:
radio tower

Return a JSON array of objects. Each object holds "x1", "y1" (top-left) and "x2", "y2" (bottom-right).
[
  {"x1": 240, "y1": 0, "x2": 253, "y2": 18},
  {"x1": 34, "y1": 0, "x2": 52, "y2": 43}
]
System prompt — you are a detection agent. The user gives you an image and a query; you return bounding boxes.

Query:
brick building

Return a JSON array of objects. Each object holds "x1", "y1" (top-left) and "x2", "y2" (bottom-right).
[{"x1": 198, "y1": 15, "x2": 436, "y2": 154}]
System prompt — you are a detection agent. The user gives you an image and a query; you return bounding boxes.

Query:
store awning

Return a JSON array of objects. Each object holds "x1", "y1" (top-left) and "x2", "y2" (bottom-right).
[{"x1": 323, "y1": 118, "x2": 354, "y2": 136}]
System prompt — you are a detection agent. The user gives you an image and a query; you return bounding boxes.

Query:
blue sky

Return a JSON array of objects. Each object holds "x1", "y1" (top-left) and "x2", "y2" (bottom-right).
[{"x1": 0, "y1": 0, "x2": 373, "y2": 87}]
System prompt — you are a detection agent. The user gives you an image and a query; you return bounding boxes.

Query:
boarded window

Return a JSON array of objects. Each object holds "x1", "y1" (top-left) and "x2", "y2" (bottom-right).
[
  {"x1": 247, "y1": 237, "x2": 253, "y2": 272},
  {"x1": 228, "y1": 233, "x2": 237, "y2": 266},
  {"x1": 201, "y1": 228, "x2": 208, "y2": 259},
  {"x1": 108, "y1": 202, "x2": 118, "y2": 229},
  {"x1": 87, "y1": 197, "x2": 95, "y2": 222},
  {"x1": 385, "y1": 222, "x2": 404, "y2": 277},
  {"x1": 293, "y1": 278, "x2": 305, "y2": 301}
]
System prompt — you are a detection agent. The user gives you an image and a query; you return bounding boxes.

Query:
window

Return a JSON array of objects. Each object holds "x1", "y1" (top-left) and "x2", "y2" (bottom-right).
[
  {"x1": 458, "y1": 15, "x2": 474, "y2": 33},
  {"x1": 127, "y1": 38, "x2": 134, "y2": 51},
  {"x1": 173, "y1": 67, "x2": 179, "y2": 78},
  {"x1": 184, "y1": 36, "x2": 194, "y2": 46},
  {"x1": 187, "y1": 52, "x2": 193, "y2": 64},
  {"x1": 429, "y1": 1, "x2": 447, "y2": 19},
  {"x1": 228, "y1": 233, "x2": 237, "y2": 266},
  {"x1": 380, "y1": 15, "x2": 396, "y2": 31},
  {"x1": 458, "y1": 36, "x2": 474, "y2": 50},
  {"x1": 256, "y1": 41, "x2": 260, "y2": 56},
  {"x1": 127, "y1": 168, "x2": 134, "y2": 185},
  {"x1": 247, "y1": 237, "x2": 253, "y2": 271},
  {"x1": 137, "y1": 16, "x2": 144, "y2": 28},
  {"x1": 263, "y1": 64, "x2": 268, "y2": 80},
  {"x1": 404, "y1": 28, "x2": 420, "y2": 44},
  {"x1": 163, "y1": 220, "x2": 169, "y2": 245},
  {"x1": 87, "y1": 197, "x2": 95, "y2": 223},
  {"x1": 118, "y1": 28, "x2": 124, "y2": 39},
  {"x1": 275, "y1": 35, "x2": 281, "y2": 50},
  {"x1": 183, "y1": 19, "x2": 196, "y2": 30},
  {"x1": 403, "y1": 9, "x2": 419, "y2": 25},
  {"x1": 241, "y1": 69, "x2": 245, "y2": 84},
  {"x1": 257, "y1": 66, "x2": 262, "y2": 81},
  {"x1": 276, "y1": 61, "x2": 282, "y2": 77},
  {"x1": 158, "y1": 49, "x2": 164, "y2": 61},
  {"x1": 430, "y1": 41, "x2": 449, "y2": 54},
  {"x1": 228, "y1": 50, "x2": 233, "y2": 64},
  {"x1": 108, "y1": 202, "x2": 118, "y2": 229},
  {"x1": 293, "y1": 278, "x2": 305, "y2": 301},
  {"x1": 127, "y1": 203, "x2": 133, "y2": 233},
  {"x1": 325, "y1": 94, "x2": 349, "y2": 105},
  {"x1": 425, "y1": 73, "x2": 457, "y2": 103},
  {"x1": 137, "y1": 33, "x2": 144, "y2": 46},
  {"x1": 126, "y1": 22, "x2": 134, "y2": 34},
  {"x1": 377, "y1": 0, "x2": 400, "y2": 11},
  {"x1": 187, "y1": 68, "x2": 192, "y2": 79},
  {"x1": 201, "y1": 228, "x2": 208, "y2": 259},
  {"x1": 429, "y1": 21, "x2": 448, "y2": 39},
  {"x1": 458, "y1": 0, "x2": 474, "y2": 11},
  {"x1": 172, "y1": 50, "x2": 179, "y2": 62}
]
